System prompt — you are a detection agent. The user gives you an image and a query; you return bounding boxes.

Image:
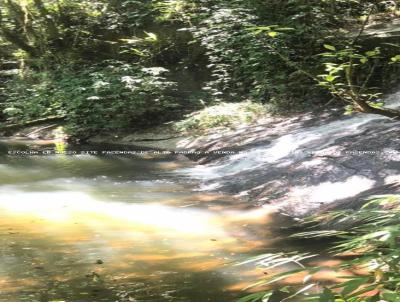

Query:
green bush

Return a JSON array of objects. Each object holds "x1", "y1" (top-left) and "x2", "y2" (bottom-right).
[
  {"x1": 2, "y1": 72, "x2": 64, "y2": 123},
  {"x1": 238, "y1": 195, "x2": 400, "y2": 302},
  {"x1": 174, "y1": 101, "x2": 268, "y2": 132},
  {"x1": 175, "y1": 1, "x2": 337, "y2": 109},
  {"x1": 179, "y1": 0, "x2": 400, "y2": 112},
  {"x1": 2, "y1": 62, "x2": 179, "y2": 136},
  {"x1": 2, "y1": 0, "x2": 400, "y2": 132}
]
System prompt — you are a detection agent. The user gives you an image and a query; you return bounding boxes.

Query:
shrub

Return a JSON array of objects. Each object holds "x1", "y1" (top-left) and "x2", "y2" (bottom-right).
[
  {"x1": 178, "y1": 1, "x2": 338, "y2": 109},
  {"x1": 238, "y1": 195, "x2": 400, "y2": 302},
  {"x1": 1, "y1": 72, "x2": 64, "y2": 123},
  {"x1": 174, "y1": 101, "x2": 268, "y2": 132},
  {"x1": 2, "y1": 61, "x2": 179, "y2": 136}
]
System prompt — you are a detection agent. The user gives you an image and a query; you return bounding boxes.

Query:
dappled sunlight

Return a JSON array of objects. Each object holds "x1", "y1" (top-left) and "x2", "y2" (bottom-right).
[
  {"x1": 271, "y1": 269, "x2": 354, "y2": 286},
  {"x1": 0, "y1": 276, "x2": 41, "y2": 293},
  {"x1": 308, "y1": 259, "x2": 343, "y2": 267},
  {"x1": 123, "y1": 252, "x2": 207, "y2": 263},
  {"x1": 0, "y1": 184, "x2": 283, "y2": 301},
  {"x1": 289, "y1": 176, "x2": 375, "y2": 206},
  {"x1": 385, "y1": 174, "x2": 400, "y2": 183},
  {"x1": 0, "y1": 187, "x2": 279, "y2": 241},
  {"x1": 185, "y1": 113, "x2": 384, "y2": 179},
  {"x1": 223, "y1": 205, "x2": 278, "y2": 224},
  {"x1": 0, "y1": 143, "x2": 300, "y2": 301},
  {"x1": 236, "y1": 256, "x2": 374, "y2": 297},
  {"x1": 223, "y1": 268, "x2": 269, "y2": 292},
  {"x1": 224, "y1": 281, "x2": 265, "y2": 293},
  {"x1": 177, "y1": 259, "x2": 227, "y2": 272},
  {"x1": 223, "y1": 265, "x2": 361, "y2": 294},
  {"x1": 0, "y1": 190, "x2": 226, "y2": 236}
]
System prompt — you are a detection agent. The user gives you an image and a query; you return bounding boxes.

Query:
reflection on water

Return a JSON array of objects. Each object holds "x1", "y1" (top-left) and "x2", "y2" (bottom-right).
[{"x1": 0, "y1": 141, "x2": 289, "y2": 302}]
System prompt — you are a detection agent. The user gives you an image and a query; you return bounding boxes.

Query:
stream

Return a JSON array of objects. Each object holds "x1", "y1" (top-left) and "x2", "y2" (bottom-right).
[{"x1": 0, "y1": 140, "x2": 296, "y2": 302}]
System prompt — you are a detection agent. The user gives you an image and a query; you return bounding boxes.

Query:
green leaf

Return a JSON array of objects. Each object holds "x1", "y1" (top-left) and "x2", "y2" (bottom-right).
[
  {"x1": 144, "y1": 32, "x2": 158, "y2": 42},
  {"x1": 275, "y1": 27, "x2": 294, "y2": 31},
  {"x1": 319, "y1": 287, "x2": 335, "y2": 302},
  {"x1": 236, "y1": 292, "x2": 273, "y2": 302},
  {"x1": 381, "y1": 292, "x2": 400, "y2": 302},
  {"x1": 339, "y1": 277, "x2": 370, "y2": 296},
  {"x1": 249, "y1": 26, "x2": 272, "y2": 31},
  {"x1": 391, "y1": 55, "x2": 400, "y2": 63},
  {"x1": 325, "y1": 75, "x2": 338, "y2": 82},
  {"x1": 131, "y1": 49, "x2": 147, "y2": 56},
  {"x1": 348, "y1": 284, "x2": 379, "y2": 298},
  {"x1": 365, "y1": 50, "x2": 379, "y2": 57},
  {"x1": 323, "y1": 44, "x2": 336, "y2": 51},
  {"x1": 285, "y1": 284, "x2": 316, "y2": 300},
  {"x1": 267, "y1": 31, "x2": 278, "y2": 38}
]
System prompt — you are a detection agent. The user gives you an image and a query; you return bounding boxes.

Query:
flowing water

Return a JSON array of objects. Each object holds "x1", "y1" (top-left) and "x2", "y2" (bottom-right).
[
  {"x1": 0, "y1": 140, "x2": 293, "y2": 302},
  {"x1": 5, "y1": 89, "x2": 396, "y2": 301},
  {"x1": 185, "y1": 91, "x2": 400, "y2": 182}
]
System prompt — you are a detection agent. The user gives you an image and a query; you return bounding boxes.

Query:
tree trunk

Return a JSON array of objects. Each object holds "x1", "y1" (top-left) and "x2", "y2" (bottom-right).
[
  {"x1": 0, "y1": 3, "x2": 38, "y2": 57},
  {"x1": 354, "y1": 98, "x2": 400, "y2": 120}
]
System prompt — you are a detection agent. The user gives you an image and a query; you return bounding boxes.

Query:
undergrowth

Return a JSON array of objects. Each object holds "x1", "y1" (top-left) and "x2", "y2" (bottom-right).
[{"x1": 238, "y1": 195, "x2": 400, "y2": 302}]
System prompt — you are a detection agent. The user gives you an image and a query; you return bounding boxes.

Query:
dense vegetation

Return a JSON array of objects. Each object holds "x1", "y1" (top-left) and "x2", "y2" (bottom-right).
[
  {"x1": 0, "y1": 1, "x2": 400, "y2": 300},
  {"x1": 239, "y1": 195, "x2": 400, "y2": 302},
  {"x1": 0, "y1": 0, "x2": 399, "y2": 137}
]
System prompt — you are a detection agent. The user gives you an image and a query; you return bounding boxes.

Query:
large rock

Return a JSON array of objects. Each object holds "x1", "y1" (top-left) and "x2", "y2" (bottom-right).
[
  {"x1": 180, "y1": 91, "x2": 400, "y2": 217},
  {"x1": 363, "y1": 17, "x2": 400, "y2": 39}
]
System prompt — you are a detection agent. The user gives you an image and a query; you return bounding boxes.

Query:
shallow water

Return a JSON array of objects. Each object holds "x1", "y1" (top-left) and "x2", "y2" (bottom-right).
[{"x1": 0, "y1": 141, "x2": 293, "y2": 302}]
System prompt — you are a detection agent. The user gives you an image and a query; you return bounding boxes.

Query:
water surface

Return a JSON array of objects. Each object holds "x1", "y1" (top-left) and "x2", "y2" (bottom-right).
[{"x1": 0, "y1": 141, "x2": 291, "y2": 302}]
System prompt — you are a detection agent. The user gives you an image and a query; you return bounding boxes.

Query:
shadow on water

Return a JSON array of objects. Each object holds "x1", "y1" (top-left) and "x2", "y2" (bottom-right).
[{"x1": 0, "y1": 141, "x2": 301, "y2": 302}]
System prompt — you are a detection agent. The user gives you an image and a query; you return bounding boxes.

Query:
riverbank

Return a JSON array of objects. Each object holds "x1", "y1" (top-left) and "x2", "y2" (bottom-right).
[
  {"x1": 177, "y1": 92, "x2": 400, "y2": 217},
  {"x1": 2, "y1": 92, "x2": 400, "y2": 218},
  {"x1": 88, "y1": 92, "x2": 400, "y2": 218}
]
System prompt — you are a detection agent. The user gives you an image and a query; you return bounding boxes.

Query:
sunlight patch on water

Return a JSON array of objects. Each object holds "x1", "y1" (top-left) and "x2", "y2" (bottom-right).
[
  {"x1": 0, "y1": 190, "x2": 225, "y2": 236},
  {"x1": 0, "y1": 188, "x2": 280, "y2": 301},
  {"x1": 0, "y1": 144, "x2": 290, "y2": 302}
]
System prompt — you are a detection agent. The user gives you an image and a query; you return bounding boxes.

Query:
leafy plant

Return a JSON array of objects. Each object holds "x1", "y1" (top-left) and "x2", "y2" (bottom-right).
[
  {"x1": 1, "y1": 0, "x2": 400, "y2": 135},
  {"x1": 2, "y1": 61, "x2": 179, "y2": 136},
  {"x1": 249, "y1": 2, "x2": 400, "y2": 119},
  {"x1": 237, "y1": 195, "x2": 400, "y2": 302},
  {"x1": 174, "y1": 101, "x2": 268, "y2": 132}
]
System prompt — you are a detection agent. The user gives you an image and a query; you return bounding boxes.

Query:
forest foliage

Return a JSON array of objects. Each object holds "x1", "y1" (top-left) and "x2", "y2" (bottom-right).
[
  {"x1": 238, "y1": 195, "x2": 400, "y2": 302},
  {"x1": 0, "y1": 0, "x2": 399, "y2": 136}
]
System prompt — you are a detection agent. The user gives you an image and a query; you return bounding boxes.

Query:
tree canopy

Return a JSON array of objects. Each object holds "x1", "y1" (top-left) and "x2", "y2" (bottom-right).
[{"x1": 0, "y1": 0, "x2": 399, "y2": 136}]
